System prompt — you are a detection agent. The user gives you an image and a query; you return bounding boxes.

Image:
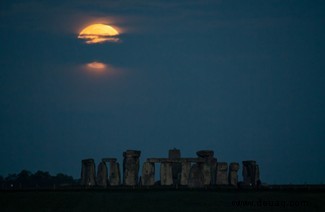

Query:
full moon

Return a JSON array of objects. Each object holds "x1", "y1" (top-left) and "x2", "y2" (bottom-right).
[{"x1": 78, "y1": 24, "x2": 119, "y2": 44}]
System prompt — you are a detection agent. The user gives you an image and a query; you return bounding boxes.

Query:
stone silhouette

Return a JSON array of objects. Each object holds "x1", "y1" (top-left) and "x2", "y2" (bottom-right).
[
  {"x1": 188, "y1": 164, "x2": 204, "y2": 188},
  {"x1": 80, "y1": 149, "x2": 261, "y2": 188},
  {"x1": 123, "y1": 150, "x2": 141, "y2": 186},
  {"x1": 160, "y1": 162, "x2": 173, "y2": 185},
  {"x1": 196, "y1": 150, "x2": 217, "y2": 185},
  {"x1": 142, "y1": 162, "x2": 155, "y2": 186},
  {"x1": 147, "y1": 150, "x2": 207, "y2": 187},
  {"x1": 180, "y1": 161, "x2": 191, "y2": 185},
  {"x1": 216, "y1": 162, "x2": 228, "y2": 185},
  {"x1": 169, "y1": 148, "x2": 181, "y2": 185},
  {"x1": 108, "y1": 159, "x2": 121, "y2": 186},
  {"x1": 101, "y1": 158, "x2": 121, "y2": 186},
  {"x1": 81, "y1": 159, "x2": 96, "y2": 186},
  {"x1": 242, "y1": 160, "x2": 260, "y2": 186},
  {"x1": 97, "y1": 161, "x2": 108, "y2": 187},
  {"x1": 228, "y1": 162, "x2": 240, "y2": 186}
]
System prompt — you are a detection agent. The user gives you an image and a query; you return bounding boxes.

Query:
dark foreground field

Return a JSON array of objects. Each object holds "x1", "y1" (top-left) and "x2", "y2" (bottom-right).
[{"x1": 1, "y1": 189, "x2": 324, "y2": 212}]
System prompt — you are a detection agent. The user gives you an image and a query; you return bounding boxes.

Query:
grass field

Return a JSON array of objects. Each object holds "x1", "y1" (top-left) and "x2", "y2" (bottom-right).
[{"x1": 1, "y1": 189, "x2": 324, "y2": 212}]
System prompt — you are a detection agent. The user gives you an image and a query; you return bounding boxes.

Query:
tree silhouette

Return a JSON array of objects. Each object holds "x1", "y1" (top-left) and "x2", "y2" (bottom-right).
[{"x1": 1, "y1": 170, "x2": 76, "y2": 189}]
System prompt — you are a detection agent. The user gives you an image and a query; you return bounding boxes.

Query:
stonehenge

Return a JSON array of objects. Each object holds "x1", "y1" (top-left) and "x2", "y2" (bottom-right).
[{"x1": 80, "y1": 149, "x2": 261, "y2": 188}]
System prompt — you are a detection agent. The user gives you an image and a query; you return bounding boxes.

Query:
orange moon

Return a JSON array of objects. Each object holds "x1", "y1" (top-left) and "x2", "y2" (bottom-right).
[{"x1": 78, "y1": 24, "x2": 119, "y2": 44}]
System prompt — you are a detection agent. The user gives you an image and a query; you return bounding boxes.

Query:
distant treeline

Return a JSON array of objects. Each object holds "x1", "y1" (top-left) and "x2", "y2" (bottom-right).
[{"x1": 0, "y1": 170, "x2": 78, "y2": 189}]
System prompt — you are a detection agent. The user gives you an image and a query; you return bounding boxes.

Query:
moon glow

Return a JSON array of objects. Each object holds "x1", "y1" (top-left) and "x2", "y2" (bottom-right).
[
  {"x1": 78, "y1": 24, "x2": 119, "y2": 44},
  {"x1": 87, "y1": 62, "x2": 106, "y2": 69},
  {"x1": 86, "y1": 62, "x2": 107, "y2": 72}
]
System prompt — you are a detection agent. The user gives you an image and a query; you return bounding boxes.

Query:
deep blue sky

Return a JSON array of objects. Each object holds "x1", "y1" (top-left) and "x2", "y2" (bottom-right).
[{"x1": 0, "y1": 0, "x2": 324, "y2": 184}]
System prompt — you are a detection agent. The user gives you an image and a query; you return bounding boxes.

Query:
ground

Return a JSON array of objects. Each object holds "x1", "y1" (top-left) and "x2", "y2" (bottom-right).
[{"x1": 0, "y1": 189, "x2": 324, "y2": 212}]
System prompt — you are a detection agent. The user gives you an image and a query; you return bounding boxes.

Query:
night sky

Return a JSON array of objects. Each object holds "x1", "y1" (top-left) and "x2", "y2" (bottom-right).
[{"x1": 1, "y1": 0, "x2": 324, "y2": 184}]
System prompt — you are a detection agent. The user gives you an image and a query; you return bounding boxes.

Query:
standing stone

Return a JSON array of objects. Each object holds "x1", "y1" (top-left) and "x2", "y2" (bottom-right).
[
  {"x1": 209, "y1": 158, "x2": 218, "y2": 185},
  {"x1": 188, "y1": 164, "x2": 204, "y2": 188},
  {"x1": 180, "y1": 161, "x2": 191, "y2": 185},
  {"x1": 81, "y1": 159, "x2": 96, "y2": 186},
  {"x1": 160, "y1": 162, "x2": 173, "y2": 185},
  {"x1": 216, "y1": 162, "x2": 228, "y2": 185},
  {"x1": 242, "y1": 160, "x2": 259, "y2": 186},
  {"x1": 142, "y1": 162, "x2": 155, "y2": 186},
  {"x1": 228, "y1": 162, "x2": 240, "y2": 186},
  {"x1": 202, "y1": 163, "x2": 212, "y2": 185},
  {"x1": 123, "y1": 150, "x2": 141, "y2": 186},
  {"x1": 169, "y1": 149, "x2": 181, "y2": 185},
  {"x1": 196, "y1": 150, "x2": 217, "y2": 185},
  {"x1": 97, "y1": 161, "x2": 108, "y2": 187},
  {"x1": 109, "y1": 160, "x2": 121, "y2": 186}
]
